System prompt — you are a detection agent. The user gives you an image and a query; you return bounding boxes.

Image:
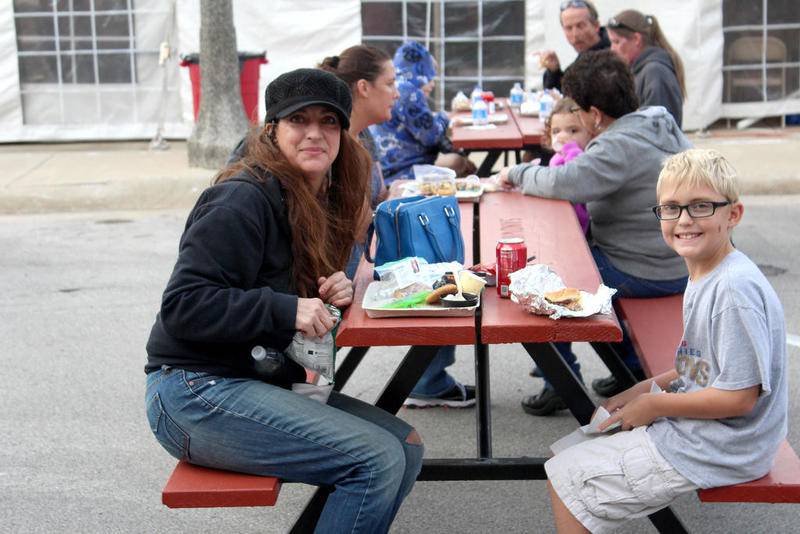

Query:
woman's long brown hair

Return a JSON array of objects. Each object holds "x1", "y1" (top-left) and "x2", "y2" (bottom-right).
[{"x1": 213, "y1": 123, "x2": 370, "y2": 298}]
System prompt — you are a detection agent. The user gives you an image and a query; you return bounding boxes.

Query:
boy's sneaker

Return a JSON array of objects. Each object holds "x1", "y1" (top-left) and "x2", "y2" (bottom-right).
[{"x1": 404, "y1": 383, "x2": 476, "y2": 409}]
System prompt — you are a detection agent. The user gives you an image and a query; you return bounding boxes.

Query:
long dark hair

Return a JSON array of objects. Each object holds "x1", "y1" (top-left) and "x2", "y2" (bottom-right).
[
  {"x1": 608, "y1": 9, "x2": 686, "y2": 98},
  {"x1": 214, "y1": 123, "x2": 370, "y2": 298},
  {"x1": 318, "y1": 45, "x2": 391, "y2": 90}
]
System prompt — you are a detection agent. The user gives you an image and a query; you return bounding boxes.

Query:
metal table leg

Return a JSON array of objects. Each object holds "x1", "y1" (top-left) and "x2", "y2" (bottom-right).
[
  {"x1": 476, "y1": 150, "x2": 502, "y2": 177},
  {"x1": 332, "y1": 346, "x2": 369, "y2": 391},
  {"x1": 590, "y1": 342, "x2": 638, "y2": 390},
  {"x1": 522, "y1": 342, "x2": 596, "y2": 424},
  {"x1": 474, "y1": 307, "x2": 491, "y2": 458}
]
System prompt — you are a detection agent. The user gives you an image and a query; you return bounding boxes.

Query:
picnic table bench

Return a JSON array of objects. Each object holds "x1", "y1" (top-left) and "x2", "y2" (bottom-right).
[
  {"x1": 161, "y1": 370, "x2": 320, "y2": 511},
  {"x1": 616, "y1": 295, "x2": 800, "y2": 504}
]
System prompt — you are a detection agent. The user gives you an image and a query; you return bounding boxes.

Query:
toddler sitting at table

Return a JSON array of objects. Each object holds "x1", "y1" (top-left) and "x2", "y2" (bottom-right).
[
  {"x1": 545, "y1": 149, "x2": 788, "y2": 533},
  {"x1": 543, "y1": 97, "x2": 591, "y2": 235}
]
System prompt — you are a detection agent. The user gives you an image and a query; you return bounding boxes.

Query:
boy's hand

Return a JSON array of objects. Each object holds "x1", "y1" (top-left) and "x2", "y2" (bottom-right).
[
  {"x1": 599, "y1": 394, "x2": 658, "y2": 431},
  {"x1": 604, "y1": 381, "x2": 645, "y2": 412},
  {"x1": 318, "y1": 272, "x2": 353, "y2": 308}
]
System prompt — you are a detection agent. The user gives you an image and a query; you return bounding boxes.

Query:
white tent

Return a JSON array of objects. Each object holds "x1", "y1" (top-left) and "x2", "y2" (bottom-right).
[{"x1": 1, "y1": 0, "x2": 797, "y2": 142}]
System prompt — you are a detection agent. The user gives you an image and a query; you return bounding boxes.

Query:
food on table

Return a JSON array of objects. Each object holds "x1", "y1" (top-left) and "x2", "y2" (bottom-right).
[
  {"x1": 451, "y1": 90, "x2": 471, "y2": 112},
  {"x1": 435, "y1": 181, "x2": 456, "y2": 196},
  {"x1": 418, "y1": 179, "x2": 456, "y2": 196},
  {"x1": 393, "y1": 282, "x2": 432, "y2": 299},
  {"x1": 382, "y1": 291, "x2": 431, "y2": 309},
  {"x1": 459, "y1": 270, "x2": 487, "y2": 298},
  {"x1": 519, "y1": 100, "x2": 538, "y2": 116},
  {"x1": 440, "y1": 292, "x2": 478, "y2": 307},
  {"x1": 455, "y1": 177, "x2": 481, "y2": 192},
  {"x1": 425, "y1": 283, "x2": 459, "y2": 304},
  {"x1": 544, "y1": 287, "x2": 583, "y2": 311},
  {"x1": 432, "y1": 272, "x2": 457, "y2": 289}
]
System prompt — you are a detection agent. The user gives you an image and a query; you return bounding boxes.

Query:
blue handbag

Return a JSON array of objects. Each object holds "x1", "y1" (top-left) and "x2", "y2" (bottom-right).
[{"x1": 366, "y1": 195, "x2": 465, "y2": 269}]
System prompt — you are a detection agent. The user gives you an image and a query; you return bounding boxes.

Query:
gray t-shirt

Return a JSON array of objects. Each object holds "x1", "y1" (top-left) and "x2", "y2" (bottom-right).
[{"x1": 647, "y1": 250, "x2": 788, "y2": 488}]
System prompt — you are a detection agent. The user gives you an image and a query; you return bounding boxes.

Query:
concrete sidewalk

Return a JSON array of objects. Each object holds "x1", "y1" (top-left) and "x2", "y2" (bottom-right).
[{"x1": 1, "y1": 128, "x2": 799, "y2": 214}]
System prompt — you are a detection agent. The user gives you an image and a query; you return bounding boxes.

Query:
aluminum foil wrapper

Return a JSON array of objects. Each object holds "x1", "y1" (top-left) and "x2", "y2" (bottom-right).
[{"x1": 508, "y1": 264, "x2": 617, "y2": 319}]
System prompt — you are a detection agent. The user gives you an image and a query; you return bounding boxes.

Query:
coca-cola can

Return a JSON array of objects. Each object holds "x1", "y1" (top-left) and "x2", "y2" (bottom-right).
[{"x1": 496, "y1": 237, "x2": 527, "y2": 297}]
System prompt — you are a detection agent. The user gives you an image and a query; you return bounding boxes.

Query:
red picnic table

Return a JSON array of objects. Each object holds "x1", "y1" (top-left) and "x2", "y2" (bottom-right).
[
  {"x1": 289, "y1": 191, "x2": 695, "y2": 531},
  {"x1": 450, "y1": 99, "x2": 545, "y2": 176}
]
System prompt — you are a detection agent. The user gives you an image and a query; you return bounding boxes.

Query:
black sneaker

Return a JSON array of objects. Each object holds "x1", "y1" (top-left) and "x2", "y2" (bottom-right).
[
  {"x1": 592, "y1": 370, "x2": 647, "y2": 397},
  {"x1": 404, "y1": 383, "x2": 476, "y2": 409},
  {"x1": 521, "y1": 388, "x2": 567, "y2": 416}
]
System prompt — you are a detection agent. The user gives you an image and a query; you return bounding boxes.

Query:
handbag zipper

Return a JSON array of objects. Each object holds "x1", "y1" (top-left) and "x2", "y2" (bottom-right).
[{"x1": 394, "y1": 203, "x2": 403, "y2": 258}]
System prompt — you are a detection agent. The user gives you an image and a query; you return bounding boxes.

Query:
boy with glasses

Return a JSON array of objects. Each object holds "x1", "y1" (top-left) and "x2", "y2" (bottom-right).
[
  {"x1": 540, "y1": 0, "x2": 610, "y2": 91},
  {"x1": 545, "y1": 149, "x2": 788, "y2": 533}
]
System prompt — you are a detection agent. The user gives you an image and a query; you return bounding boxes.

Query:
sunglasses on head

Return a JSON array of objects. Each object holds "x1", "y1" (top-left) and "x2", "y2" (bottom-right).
[
  {"x1": 608, "y1": 15, "x2": 652, "y2": 33},
  {"x1": 560, "y1": 0, "x2": 589, "y2": 10},
  {"x1": 607, "y1": 17, "x2": 636, "y2": 32}
]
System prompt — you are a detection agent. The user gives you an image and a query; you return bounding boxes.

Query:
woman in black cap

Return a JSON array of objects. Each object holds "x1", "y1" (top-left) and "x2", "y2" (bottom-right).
[{"x1": 144, "y1": 68, "x2": 423, "y2": 533}]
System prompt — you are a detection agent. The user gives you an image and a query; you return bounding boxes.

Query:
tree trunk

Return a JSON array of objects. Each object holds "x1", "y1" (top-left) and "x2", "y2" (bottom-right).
[{"x1": 187, "y1": 0, "x2": 249, "y2": 169}]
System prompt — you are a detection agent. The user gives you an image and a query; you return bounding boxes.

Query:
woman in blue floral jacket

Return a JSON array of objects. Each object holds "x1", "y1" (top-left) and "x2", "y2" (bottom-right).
[{"x1": 370, "y1": 41, "x2": 474, "y2": 186}]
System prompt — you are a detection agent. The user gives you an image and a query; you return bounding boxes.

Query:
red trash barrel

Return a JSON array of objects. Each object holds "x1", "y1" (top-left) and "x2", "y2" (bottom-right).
[{"x1": 180, "y1": 51, "x2": 268, "y2": 124}]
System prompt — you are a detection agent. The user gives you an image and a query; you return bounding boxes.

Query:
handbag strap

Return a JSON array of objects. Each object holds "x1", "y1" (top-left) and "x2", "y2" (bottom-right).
[
  {"x1": 418, "y1": 203, "x2": 463, "y2": 262},
  {"x1": 364, "y1": 222, "x2": 375, "y2": 263}
]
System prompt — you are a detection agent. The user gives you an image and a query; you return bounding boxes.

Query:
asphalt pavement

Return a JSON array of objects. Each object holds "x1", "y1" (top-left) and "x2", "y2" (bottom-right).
[{"x1": 1, "y1": 132, "x2": 799, "y2": 533}]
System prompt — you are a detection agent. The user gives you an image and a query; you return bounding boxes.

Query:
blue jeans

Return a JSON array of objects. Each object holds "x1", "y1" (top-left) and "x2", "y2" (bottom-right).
[
  {"x1": 411, "y1": 345, "x2": 457, "y2": 397},
  {"x1": 346, "y1": 241, "x2": 366, "y2": 280},
  {"x1": 146, "y1": 367, "x2": 423, "y2": 533},
  {"x1": 542, "y1": 246, "x2": 687, "y2": 389}
]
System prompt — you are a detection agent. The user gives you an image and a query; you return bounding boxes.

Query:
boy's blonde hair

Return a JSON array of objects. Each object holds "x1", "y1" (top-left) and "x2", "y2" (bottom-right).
[{"x1": 657, "y1": 149, "x2": 739, "y2": 203}]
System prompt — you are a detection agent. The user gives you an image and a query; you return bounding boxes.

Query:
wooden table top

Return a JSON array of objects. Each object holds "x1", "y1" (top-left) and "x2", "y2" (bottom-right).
[
  {"x1": 478, "y1": 192, "x2": 622, "y2": 344},
  {"x1": 450, "y1": 102, "x2": 524, "y2": 151},
  {"x1": 336, "y1": 191, "x2": 621, "y2": 348},
  {"x1": 507, "y1": 104, "x2": 545, "y2": 146}
]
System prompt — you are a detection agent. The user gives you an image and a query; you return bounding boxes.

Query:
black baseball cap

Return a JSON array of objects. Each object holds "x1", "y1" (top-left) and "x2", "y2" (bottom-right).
[{"x1": 264, "y1": 68, "x2": 352, "y2": 129}]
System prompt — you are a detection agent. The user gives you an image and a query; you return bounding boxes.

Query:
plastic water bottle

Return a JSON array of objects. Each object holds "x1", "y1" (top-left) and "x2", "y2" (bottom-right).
[
  {"x1": 471, "y1": 98, "x2": 488, "y2": 126},
  {"x1": 539, "y1": 91, "x2": 554, "y2": 120},
  {"x1": 251, "y1": 345, "x2": 284, "y2": 378},
  {"x1": 509, "y1": 82, "x2": 524, "y2": 108},
  {"x1": 470, "y1": 84, "x2": 483, "y2": 106}
]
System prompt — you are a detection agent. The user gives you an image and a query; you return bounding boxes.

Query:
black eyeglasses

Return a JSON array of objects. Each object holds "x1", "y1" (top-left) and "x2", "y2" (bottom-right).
[{"x1": 652, "y1": 201, "x2": 731, "y2": 220}]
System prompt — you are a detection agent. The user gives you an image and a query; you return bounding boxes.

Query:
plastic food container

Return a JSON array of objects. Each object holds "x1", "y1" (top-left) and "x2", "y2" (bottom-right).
[{"x1": 412, "y1": 164, "x2": 457, "y2": 196}]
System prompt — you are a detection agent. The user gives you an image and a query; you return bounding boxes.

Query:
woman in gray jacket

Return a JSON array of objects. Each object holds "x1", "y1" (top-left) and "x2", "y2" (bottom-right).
[
  {"x1": 607, "y1": 9, "x2": 686, "y2": 127},
  {"x1": 496, "y1": 50, "x2": 692, "y2": 415}
]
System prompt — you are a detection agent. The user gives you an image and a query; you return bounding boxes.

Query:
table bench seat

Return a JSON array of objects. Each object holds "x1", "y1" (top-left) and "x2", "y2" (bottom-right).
[
  {"x1": 616, "y1": 295, "x2": 800, "y2": 504},
  {"x1": 163, "y1": 461, "x2": 282, "y2": 508},
  {"x1": 161, "y1": 370, "x2": 320, "y2": 509}
]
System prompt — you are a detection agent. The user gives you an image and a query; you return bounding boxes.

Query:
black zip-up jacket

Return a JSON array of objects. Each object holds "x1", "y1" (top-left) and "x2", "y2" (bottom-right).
[
  {"x1": 145, "y1": 171, "x2": 306, "y2": 387},
  {"x1": 543, "y1": 27, "x2": 611, "y2": 91},
  {"x1": 631, "y1": 46, "x2": 683, "y2": 128}
]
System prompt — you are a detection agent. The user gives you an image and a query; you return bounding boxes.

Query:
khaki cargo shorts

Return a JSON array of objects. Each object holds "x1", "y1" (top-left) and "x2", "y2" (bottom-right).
[{"x1": 545, "y1": 426, "x2": 698, "y2": 533}]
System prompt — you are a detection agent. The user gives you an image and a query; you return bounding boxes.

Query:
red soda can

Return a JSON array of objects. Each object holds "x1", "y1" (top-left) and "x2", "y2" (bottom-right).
[{"x1": 496, "y1": 237, "x2": 527, "y2": 297}]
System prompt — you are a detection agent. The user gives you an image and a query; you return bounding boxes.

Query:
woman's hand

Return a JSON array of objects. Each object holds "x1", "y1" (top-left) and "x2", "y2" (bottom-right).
[
  {"x1": 493, "y1": 167, "x2": 516, "y2": 190},
  {"x1": 318, "y1": 272, "x2": 353, "y2": 308},
  {"x1": 295, "y1": 297, "x2": 336, "y2": 338}
]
